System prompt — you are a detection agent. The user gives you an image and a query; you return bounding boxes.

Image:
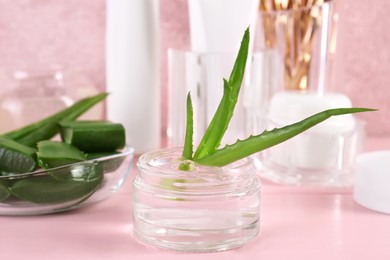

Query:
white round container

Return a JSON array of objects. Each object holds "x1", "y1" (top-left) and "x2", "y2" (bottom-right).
[{"x1": 354, "y1": 150, "x2": 390, "y2": 214}]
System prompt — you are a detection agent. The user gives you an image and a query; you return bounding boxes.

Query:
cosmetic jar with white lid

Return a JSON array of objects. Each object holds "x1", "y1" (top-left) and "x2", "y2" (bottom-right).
[{"x1": 259, "y1": 91, "x2": 365, "y2": 187}]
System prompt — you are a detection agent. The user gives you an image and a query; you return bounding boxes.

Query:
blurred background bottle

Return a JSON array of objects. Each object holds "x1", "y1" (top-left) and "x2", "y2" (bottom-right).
[{"x1": 106, "y1": 0, "x2": 161, "y2": 154}]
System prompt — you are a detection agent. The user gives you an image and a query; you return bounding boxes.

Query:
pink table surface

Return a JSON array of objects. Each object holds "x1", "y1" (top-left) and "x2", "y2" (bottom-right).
[{"x1": 0, "y1": 137, "x2": 389, "y2": 260}]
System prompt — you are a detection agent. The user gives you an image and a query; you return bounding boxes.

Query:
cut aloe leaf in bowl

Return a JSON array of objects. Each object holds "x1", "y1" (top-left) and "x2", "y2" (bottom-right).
[
  {"x1": 0, "y1": 181, "x2": 11, "y2": 202},
  {"x1": 36, "y1": 138, "x2": 106, "y2": 182},
  {"x1": 0, "y1": 93, "x2": 134, "y2": 214},
  {"x1": 59, "y1": 120, "x2": 126, "y2": 152},
  {"x1": 8, "y1": 141, "x2": 104, "y2": 204},
  {"x1": 0, "y1": 136, "x2": 37, "y2": 174},
  {"x1": 37, "y1": 140, "x2": 86, "y2": 169},
  {"x1": 86, "y1": 152, "x2": 126, "y2": 173},
  {"x1": 9, "y1": 173, "x2": 103, "y2": 204}
]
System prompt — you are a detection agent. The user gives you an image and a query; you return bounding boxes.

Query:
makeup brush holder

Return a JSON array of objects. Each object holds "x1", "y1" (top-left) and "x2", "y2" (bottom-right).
[{"x1": 255, "y1": 0, "x2": 337, "y2": 93}]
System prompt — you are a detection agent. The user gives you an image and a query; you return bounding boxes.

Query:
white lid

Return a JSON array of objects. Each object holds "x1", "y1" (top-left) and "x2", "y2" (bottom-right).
[
  {"x1": 268, "y1": 91, "x2": 356, "y2": 133},
  {"x1": 353, "y1": 150, "x2": 390, "y2": 214}
]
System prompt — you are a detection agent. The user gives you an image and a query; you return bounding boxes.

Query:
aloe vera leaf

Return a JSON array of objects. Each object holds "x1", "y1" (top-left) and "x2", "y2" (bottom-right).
[
  {"x1": 196, "y1": 108, "x2": 376, "y2": 167},
  {"x1": 60, "y1": 120, "x2": 125, "y2": 152},
  {"x1": 85, "y1": 151, "x2": 126, "y2": 173},
  {"x1": 10, "y1": 174, "x2": 102, "y2": 204},
  {"x1": 0, "y1": 181, "x2": 11, "y2": 202},
  {"x1": 182, "y1": 93, "x2": 194, "y2": 160},
  {"x1": 0, "y1": 136, "x2": 37, "y2": 173},
  {"x1": 193, "y1": 28, "x2": 250, "y2": 160},
  {"x1": 3, "y1": 93, "x2": 108, "y2": 146},
  {"x1": 37, "y1": 141, "x2": 86, "y2": 169},
  {"x1": 50, "y1": 160, "x2": 103, "y2": 182}
]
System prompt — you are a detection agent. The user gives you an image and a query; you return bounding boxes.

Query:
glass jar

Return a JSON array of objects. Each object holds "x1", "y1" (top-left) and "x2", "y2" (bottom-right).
[
  {"x1": 132, "y1": 148, "x2": 261, "y2": 252},
  {"x1": 0, "y1": 66, "x2": 103, "y2": 134}
]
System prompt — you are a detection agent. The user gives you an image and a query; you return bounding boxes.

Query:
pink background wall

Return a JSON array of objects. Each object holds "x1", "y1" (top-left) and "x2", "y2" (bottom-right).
[
  {"x1": 0, "y1": 0, "x2": 106, "y2": 89},
  {"x1": 0, "y1": 0, "x2": 388, "y2": 137},
  {"x1": 332, "y1": 0, "x2": 390, "y2": 136}
]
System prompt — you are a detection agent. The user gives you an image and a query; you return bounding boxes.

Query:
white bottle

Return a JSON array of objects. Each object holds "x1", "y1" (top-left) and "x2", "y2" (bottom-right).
[
  {"x1": 188, "y1": 0, "x2": 259, "y2": 53},
  {"x1": 106, "y1": 0, "x2": 160, "y2": 154}
]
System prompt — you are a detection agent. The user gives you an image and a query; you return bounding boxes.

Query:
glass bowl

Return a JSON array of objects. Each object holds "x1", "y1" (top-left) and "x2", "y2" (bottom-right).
[{"x1": 0, "y1": 146, "x2": 134, "y2": 215}]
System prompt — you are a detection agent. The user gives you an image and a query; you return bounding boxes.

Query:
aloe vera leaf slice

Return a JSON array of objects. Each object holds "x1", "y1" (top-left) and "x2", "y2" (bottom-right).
[
  {"x1": 49, "y1": 160, "x2": 103, "y2": 182},
  {"x1": 85, "y1": 152, "x2": 126, "y2": 173},
  {"x1": 0, "y1": 181, "x2": 11, "y2": 202},
  {"x1": 60, "y1": 121, "x2": 125, "y2": 152},
  {"x1": 196, "y1": 108, "x2": 375, "y2": 167},
  {"x1": 37, "y1": 140, "x2": 86, "y2": 169},
  {"x1": 193, "y1": 28, "x2": 249, "y2": 160},
  {"x1": 0, "y1": 136, "x2": 37, "y2": 173},
  {"x1": 10, "y1": 174, "x2": 102, "y2": 204},
  {"x1": 3, "y1": 93, "x2": 108, "y2": 147}
]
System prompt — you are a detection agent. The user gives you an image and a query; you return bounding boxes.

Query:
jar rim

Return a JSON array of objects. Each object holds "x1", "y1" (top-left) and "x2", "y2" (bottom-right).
[
  {"x1": 138, "y1": 147, "x2": 255, "y2": 174},
  {"x1": 137, "y1": 147, "x2": 257, "y2": 182},
  {"x1": 135, "y1": 147, "x2": 259, "y2": 196}
]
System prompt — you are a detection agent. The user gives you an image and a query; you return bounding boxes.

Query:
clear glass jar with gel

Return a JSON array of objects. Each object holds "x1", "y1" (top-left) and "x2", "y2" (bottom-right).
[
  {"x1": 259, "y1": 91, "x2": 365, "y2": 187},
  {"x1": 132, "y1": 147, "x2": 261, "y2": 252}
]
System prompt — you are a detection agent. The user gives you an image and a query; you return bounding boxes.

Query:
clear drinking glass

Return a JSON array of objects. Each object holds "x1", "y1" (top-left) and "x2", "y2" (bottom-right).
[{"x1": 132, "y1": 148, "x2": 261, "y2": 252}]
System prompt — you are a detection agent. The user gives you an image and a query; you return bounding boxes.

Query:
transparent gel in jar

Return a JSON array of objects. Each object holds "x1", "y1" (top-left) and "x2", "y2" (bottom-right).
[{"x1": 132, "y1": 147, "x2": 261, "y2": 252}]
